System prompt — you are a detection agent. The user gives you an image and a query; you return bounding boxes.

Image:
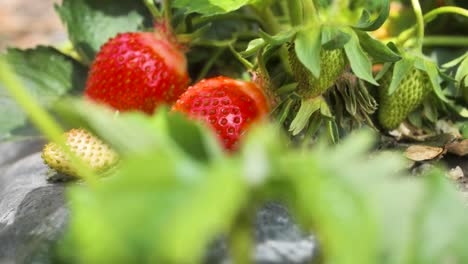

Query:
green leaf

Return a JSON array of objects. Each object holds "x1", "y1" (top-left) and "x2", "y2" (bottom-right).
[
  {"x1": 240, "y1": 38, "x2": 265, "y2": 57},
  {"x1": 321, "y1": 27, "x2": 351, "y2": 50},
  {"x1": 343, "y1": 30, "x2": 378, "y2": 85},
  {"x1": 55, "y1": 0, "x2": 152, "y2": 64},
  {"x1": 375, "y1": 62, "x2": 392, "y2": 81},
  {"x1": 355, "y1": 31, "x2": 401, "y2": 63},
  {"x1": 0, "y1": 47, "x2": 87, "y2": 139},
  {"x1": 173, "y1": 0, "x2": 257, "y2": 15},
  {"x1": 289, "y1": 97, "x2": 323, "y2": 136},
  {"x1": 387, "y1": 56, "x2": 414, "y2": 95},
  {"x1": 258, "y1": 29, "x2": 297, "y2": 47},
  {"x1": 455, "y1": 55, "x2": 468, "y2": 87},
  {"x1": 423, "y1": 60, "x2": 449, "y2": 103},
  {"x1": 441, "y1": 51, "x2": 468, "y2": 68},
  {"x1": 286, "y1": 131, "x2": 382, "y2": 264},
  {"x1": 353, "y1": 0, "x2": 390, "y2": 31},
  {"x1": 160, "y1": 160, "x2": 248, "y2": 263},
  {"x1": 413, "y1": 172, "x2": 468, "y2": 264},
  {"x1": 166, "y1": 112, "x2": 223, "y2": 161},
  {"x1": 294, "y1": 26, "x2": 322, "y2": 78}
]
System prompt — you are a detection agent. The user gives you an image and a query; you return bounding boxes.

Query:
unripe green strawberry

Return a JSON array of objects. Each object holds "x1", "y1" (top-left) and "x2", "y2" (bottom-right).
[
  {"x1": 41, "y1": 129, "x2": 118, "y2": 177},
  {"x1": 378, "y1": 68, "x2": 431, "y2": 129},
  {"x1": 288, "y1": 43, "x2": 346, "y2": 98}
]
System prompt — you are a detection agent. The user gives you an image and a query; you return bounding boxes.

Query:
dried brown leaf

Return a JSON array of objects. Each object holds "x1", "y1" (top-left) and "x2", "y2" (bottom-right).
[
  {"x1": 445, "y1": 140, "x2": 468, "y2": 156},
  {"x1": 405, "y1": 145, "x2": 445, "y2": 161}
]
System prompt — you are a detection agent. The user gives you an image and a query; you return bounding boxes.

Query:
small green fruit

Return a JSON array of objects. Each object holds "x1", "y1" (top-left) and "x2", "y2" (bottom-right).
[
  {"x1": 378, "y1": 68, "x2": 431, "y2": 130},
  {"x1": 288, "y1": 43, "x2": 346, "y2": 98},
  {"x1": 41, "y1": 128, "x2": 118, "y2": 177}
]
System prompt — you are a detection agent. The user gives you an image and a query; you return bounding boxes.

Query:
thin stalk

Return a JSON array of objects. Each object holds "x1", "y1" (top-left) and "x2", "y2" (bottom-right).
[
  {"x1": 423, "y1": 6, "x2": 468, "y2": 24},
  {"x1": 229, "y1": 45, "x2": 254, "y2": 70},
  {"x1": 396, "y1": 6, "x2": 468, "y2": 46},
  {"x1": 256, "y1": 8, "x2": 282, "y2": 35},
  {"x1": 0, "y1": 60, "x2": 98, "y2": 187},
  {"x1": 163, "y1": 0, "x2": 171, "y2": 26},
  {"x1": 420, "y1": 36, "x2": 468, "y2": 47},
  {"x1": 410, "y1": 0, "x2": 424, "y2": 53},
  {"x1": 195, "y1": 48, "x2": 225, "y2": 82},
  {"x1": 143, "y1": 0, "x2": 162, "y2": 18},
  {"x1": 192, "y1": 13, "x2": 261, "y2": 26},
  {"x1": 287, "y1": 0, "x2": 303, "y2": 26},
  {"x1": 252, "y1": 6, "x2": 292, "y2": 74},
  {"x1": 302, "y1": 0, "x2": 319, "y2": 24}
]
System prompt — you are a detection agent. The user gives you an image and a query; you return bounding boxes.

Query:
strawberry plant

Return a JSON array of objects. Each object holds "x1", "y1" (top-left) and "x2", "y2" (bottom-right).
[{"x1": 1, "y1": 0, "x2": 468, "y2": 264}]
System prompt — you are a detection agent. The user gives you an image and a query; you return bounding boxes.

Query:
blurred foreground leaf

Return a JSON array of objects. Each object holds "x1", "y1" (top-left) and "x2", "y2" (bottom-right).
[{"x1": 0, "y1": 47, "x2": 87, "y2": 140}]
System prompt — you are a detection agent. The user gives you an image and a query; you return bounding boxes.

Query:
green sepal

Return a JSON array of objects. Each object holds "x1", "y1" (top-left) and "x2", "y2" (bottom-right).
[
  {"x1": 375, "y1": 62, "x2": 392, "y2": 81},
  {"x1": 355, "y1": 30, "x2": 401, "y2": 63},
  {"x1": 303, "y1": 112, "x2": 323, "y2": 141},
  {"x1": 322, "y1": 26, "x2": 351, "y2": 50},
  {"x1": 241, "y1": 38, "x2": 266, "y2": 57},
  {"x1": 387, "y1": 56, "x2": 415, "y2": 95},
  {"x1": 421, "y1": 59, "x2": 450, "y2": 103},
  {"x1": 289, "y1": 96, "x2": 324, "y2": 136},
  {"x1": 422, "y1": 100, "x2": 438, "y2": 123},
  {"x1": 259, "y1": 29, "x2": 297, "y2": 47},
  {"x1": 294, "y1": 26, "x2": 322, "y2": 78},
  {"x1": 320, "y1": 100, "x2": 334, "y2": 119},
  {"x1": 343, "y1": 29, "x2": 378, "y2": 85},
  {"x1": 326, "y1": 120, "x2": 340, "y2": 144},
  {"x1": 407, "y1": 111, "x2": 423, "y2": 128},
  {"x1": 455, "y1": 55, "x2": 468, "y2": 88}
]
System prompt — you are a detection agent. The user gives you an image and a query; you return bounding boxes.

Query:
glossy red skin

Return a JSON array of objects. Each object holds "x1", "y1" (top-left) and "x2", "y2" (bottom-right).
[
  {"x1": 173, "y1": 76, "x2": 270, "y2": 151},
  {"x1": 85, "y1": 32, "x2": 189, "y2": 114}
]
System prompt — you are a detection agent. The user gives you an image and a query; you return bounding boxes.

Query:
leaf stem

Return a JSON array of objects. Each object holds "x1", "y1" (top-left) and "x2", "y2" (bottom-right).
[
  {"x1": 195, "y1": 48, "x2": 225, "y2": 82},
  {"x1": 0, "y1": 59, "x2": 98, "y2": 187},
  {"x1": 423, "y1": 6, "x2": 468, "y2": 24},
  {"x1": 252, "y1": 6, "x2": 292, "y2": 74},
  {"x1": 410, "y1": 0, "x2": 424, "y2": 53},
  {"x1": 302, "y1": 0, "x2": 319, "y2": 24},
  {"x1": 163, "y1": 0, "x2": 171, "y2": 26},
  {"x1": 422, "y1": 36, "x2": 468, "y2": 47},
  {"x1": 229, "y1": 45, "x2": 254, "y2": 70},
  {"x1": 253, "y1": 7, "x2": 282, "y2": 35},
  {"x1": 395, "y1": 6, "x2": 468, "y2": 47},
  {"x1": 143, "y1": 0, "x2": 162, "y2": 19},
  {"x1": 287, "y1": 0, "x2": 303, "y2": 26}
]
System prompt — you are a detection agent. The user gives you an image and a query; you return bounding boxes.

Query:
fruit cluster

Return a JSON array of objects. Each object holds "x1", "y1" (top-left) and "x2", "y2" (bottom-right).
[{"x1": 42, "y1": 24, "x2": 270, "y2": 175}]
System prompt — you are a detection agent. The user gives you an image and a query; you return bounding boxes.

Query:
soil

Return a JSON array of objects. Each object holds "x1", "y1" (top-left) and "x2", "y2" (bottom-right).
[{"x1": 0, "y1": 0, "x2": 65, "y2": 50}]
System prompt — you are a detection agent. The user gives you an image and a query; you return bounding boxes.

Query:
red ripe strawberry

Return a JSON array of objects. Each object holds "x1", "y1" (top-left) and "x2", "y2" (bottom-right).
[
  {"x1": 85, "y1": 29, "x2": 190, "y2": 114},
  {"x1": 173, "y1": 76, "x2": 270, "y2": 151}
]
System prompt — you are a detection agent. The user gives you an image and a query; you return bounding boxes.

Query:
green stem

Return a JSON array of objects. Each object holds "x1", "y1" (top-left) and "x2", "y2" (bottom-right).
[
  {"x1": 423, "y1": 6, "x2": 468, "y2": 24},
  {"x1": 229, "y1": 45, "x2": 254, "y2": 70},
  {"x1": 302, "y1": 0, "x2": 319, "y2": 24},
  {"x1": 163, "y1": 0, "x2": 171, "y2": 25},
  {"x1": 252, "y1": 6, "x2": 292, "y2": 74},
  {"x1": 195, "y1": 48, "x2": 225, "y2": 82},
  {"x1": 143, "y1": 0, "x2": 162, "y2": 18},
  {"x1": 287, "y1": 0, "x2": 303, "y2": 26},
  {"x1": 410, "y1": 0, "x2": 424, "y2": 53},
  {"x1": 418, "y1": 36, "x2": 468, "y2": 47},
  {"x1": 256, "y1": 7, "x2": 282, "y2": 35},
  {"x1": 396, "y1": 6, "x2": 468, "y2": 47},
  {"x1": 0, "y1": 60, "x2": 98, "y2": 187},
  {"x1": 192, "y1": 13, "x2": 261, "y2": 26}
]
